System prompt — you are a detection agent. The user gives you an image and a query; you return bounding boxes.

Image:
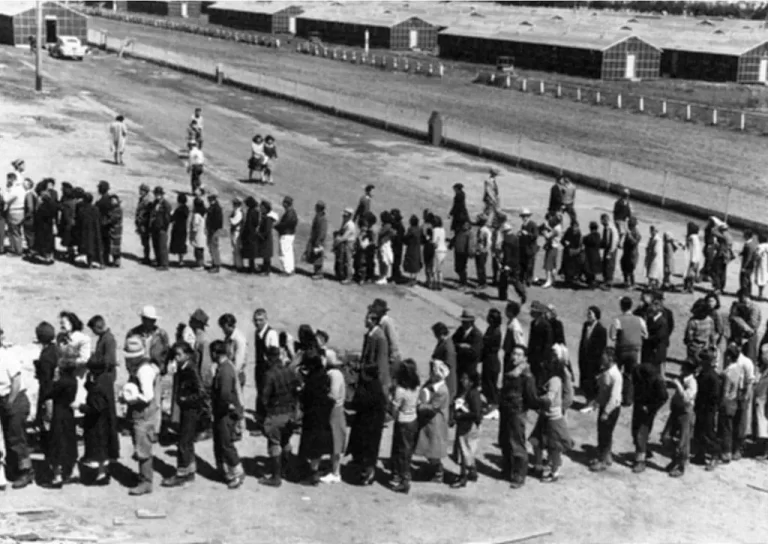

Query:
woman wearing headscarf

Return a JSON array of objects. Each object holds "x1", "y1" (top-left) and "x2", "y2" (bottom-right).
[
  {"x1": 415, "y1": 359, "x2": 451, "y2": 484},
  {"x1": 32, "y1": 181, "x2": 56, "y2": 264},
  {"x1": 346, "y1": 363, "x2": 387, "y2": 486},
  {"x1": 258, "y1": 199, "x2": 277, "y2": 275},
  {"x1": 298, "y1": 354, "x2": 333, "y2": 486}
]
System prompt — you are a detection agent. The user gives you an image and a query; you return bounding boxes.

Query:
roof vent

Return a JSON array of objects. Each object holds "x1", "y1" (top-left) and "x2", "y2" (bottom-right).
[
  {"x1": 698, "y1": 19, "x2": 714, "y2": 26},
  {"x1": 551, "y1": 14, "x2": 563, "y2": 20}
]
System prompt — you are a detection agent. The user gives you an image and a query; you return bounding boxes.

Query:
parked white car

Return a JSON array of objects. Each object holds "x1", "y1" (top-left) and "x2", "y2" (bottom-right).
[{"x1": 49, "y1": 36, "x2": 86, "y2": 60}]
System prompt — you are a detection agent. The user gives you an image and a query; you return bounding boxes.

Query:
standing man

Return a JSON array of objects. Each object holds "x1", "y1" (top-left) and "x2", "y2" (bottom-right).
[
  {"x1": 188, "y1": 309, "x2": 213, "y2": 441},
  {"x1": 96, "y1": 181, "x2": 112, "y2": 266},
  {"x1": 191, "y1": 107, "x2": 204, "y2": 149},
  {"x1": 108, "y1": 115, "x2": 128, "y2": 165},
  {"x1": 474, "y1": 214, "x2": 491, "y2": 288},
  {"x1": 452, "y1": 310, "x2": 484, "y2": 379},
  {"x1": 560, "y1": 176, "x2": 577, "y2": 226},
  {"x1": 135, "y1": 184, "x2": 153, "y2": 265},
  {"x1": 518, "y1": 208, "x2": 539, "y2": 287},
  {"x1": 527, "y1": 301, "x2": 554, "y2": 385},
  {"x1": 22, "y1": 178, "x2": 37, "y2": 256},
  {"x1": 126, "y1": 306, "x2": 170, "y2": 374},
  {"x1": 205, "y1": 189, "x2": 224, "y2": 274},
  {"x1": 600, "y1": 213, "x2": 619, "y2": 290},
  {"x1": 275, "y1": 196, "x2": 298, "y2": 276},
  {"x1": 452, "y1": 220, "x2": 473, "y2": 287},
  {"x1": 230, "y1": 197, "x2": 243, "y2": 272},
  {"x1": 219, "y1": 314, "x2": 247, "y2": 440},
  {"x1": 334, "y1": 208, "x2": 357, "y2": 284},
  {"x1": 353, "y1": 185, "x2": 374, "y2": 226},
  {"x1": 306, "y1": 200, "x2": 328, "y2": 280},
  {"x1": 87, "y1": 315, "x2": 118, "y2": 385},
  {"x1": 252, "y1": 309, "x2": 279, "y2": 432},
  {"x1": 547, "y1": 177, "x2": 564, "y2": 218},
  {"x1": 149, "y1": 187, "x2": 171, "y2": 271},
  {"x1": 449, "y1": 183, "x2": 470, "y2": 235},
  {"x1": 0, "y1": 335, "x2": 34, "y2": 489},
  {"x1": 498, "y1": 213, "x2": 527, "y2": 304},
  {"x1": 483, "y1": 168, "x2": 500, "y2": 221},
  {"x1": 740, "y1": 230, "x2": 759, "y2": 296},
  {"x1": 613, "y1": 188, "x2": 632, "y2": 244},
  {"x1": 370, "y1": 298, "x2": 401, "y2": 378},
  {"x1": 630, "y1": 359, "x2": 668, "y2": 474},
  {"x1": 187, "y1": 141, "x2": 205, "y2": 196},
  {"x1": 362, "y1": 309, "x2": 391, "y2": 397},
  {"x1": 610, "y1": 297, "x2": 648, "y2": 403}
]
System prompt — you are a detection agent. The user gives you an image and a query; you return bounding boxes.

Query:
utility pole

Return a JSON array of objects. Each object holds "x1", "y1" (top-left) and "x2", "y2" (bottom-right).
[{"x1": 35, "y1": 0, "x2": 42, "y2": 91}]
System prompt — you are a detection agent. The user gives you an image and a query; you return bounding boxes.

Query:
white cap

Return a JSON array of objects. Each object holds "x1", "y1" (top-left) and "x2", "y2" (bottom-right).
[{"x1": 140, "y1": 305, "x2": 159, "y2": 320}]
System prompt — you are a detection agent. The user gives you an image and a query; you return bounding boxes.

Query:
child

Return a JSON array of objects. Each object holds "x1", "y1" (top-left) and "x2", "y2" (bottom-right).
[
  {"x1": 210, "y1": 340, "x2": 245, "y2": 489},
  {"x1": 34, "y1": 322, "x2": 59, "y2": 452},
  {"x1": 189, "y1": 197, "x2": 206, "y2": 270},
  {"x1": 321, "y1": 344, "x2": 346, "y2": 484},
  {"x1": 263, "y1": 135, "x2": 278, "y2": 185},
  {"x1": 162, "y1": 342, "x2": 205, "y2": 488},
  {"x1": 451, "y1": 370, "x2": 483, "y2": 488},
  {"x1": 170, "y1": 193, "x2": 189, "y2": 267},
  {"x1": 662, "y1": 360, "x2": 698, "y2": 478},
  {"x1": 248, "y1": 134, "x2": 266, "y2": 182},
  {"x1": 80, "y1": 354, "x2": 120, "y2": 485},
  {"x1": 389, "y1": 358, "x2": 420, "y2": 494},
  {"x1": 44, "y1": 358, "x2": 78, "y2": 488},
  {"x1": 588, "y1": 347, "x2": 623, "y2": 472},
  {"x1": 684, "y1": 222, "x2": 702, "y2": 293},
  {"x1": 431, "y1": 215, "x2": 448, "y2": 291}
]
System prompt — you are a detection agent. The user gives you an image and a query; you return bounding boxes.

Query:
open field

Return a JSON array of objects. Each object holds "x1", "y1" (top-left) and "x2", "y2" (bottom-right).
[
  {"x1": 0, "y1": 44, "x2": 767, "y2": 544},
  {"x1": 90, "y1": 18, "x2": 768, "y2": 208}
]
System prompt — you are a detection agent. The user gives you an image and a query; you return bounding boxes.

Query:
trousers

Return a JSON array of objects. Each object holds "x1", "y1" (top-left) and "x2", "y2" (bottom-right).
[
  {"x1": 177, "y1": 407, "x2": 199, "y2": 474},
  {"x1": 213, "y1": 414, "x2": 240, "y2": 472},
  {"x1": 151, "y1": 229, "x2": 169, "y2": 268},
  {"x1": 498, "y1": 268, "x2": 527, "y2": 302},
  {"x1": 207, "y1": 231, "x2": 221, "y2": 267},
  {"x1": 456, "y1": 423, "x2": 479, "y2": 468},
  {"x1": 475, "y1": 253, "x2": 488, "y2": 286},
  {"x1": 597, "y1": 406, "x2": 620, "y2": 461},
  {"x1": 631, "y1": 404, "x2": 658, "y2": 460},
  {"x1": 0, "y1": 392, "x2": 31, "y2": 480},
  {"x1": 391, "y1": 420, "x2": 418, "y2": 482},
  {"x1": 279, "y1": 234, "x2": 295, "y2": 274}
]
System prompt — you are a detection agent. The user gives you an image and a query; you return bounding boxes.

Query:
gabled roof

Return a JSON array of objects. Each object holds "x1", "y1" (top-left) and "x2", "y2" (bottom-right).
[
  {"x1": 0, "y1": 0, "x2": 85, "y2": 17},
  {"x1": 207, "y1": 1, "x2": 302, "y2": 15},
  {"x1": 298, "y1": 8, "x2": 432, "y2": 28}
]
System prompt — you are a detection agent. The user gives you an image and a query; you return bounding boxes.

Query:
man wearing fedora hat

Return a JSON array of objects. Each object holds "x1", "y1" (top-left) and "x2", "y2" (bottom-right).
[
  {"x1": 149, "y1": 187, "x2": 172, "y2": 271},
  {"x1": 333, "y1": 208, "x2": 357, "y2": 284},
  {"x1": 126, "y1": 306, "x2": 170, "y2": 374},
  {"x1": 205, "y1": 189, "x2": 224, "y2": 274},
  {"x1": 120, "y1": 336, "x2": 162, "y2": 495},
  {"x1": 483, "y1": 168, "x2": 500, "y2": 221},
  {"x1": 452, "y1": 310, "x2": 483, "y2": 381},
  {"x1": 519, "y1": 208, "x2": 539, "y2": 287}
]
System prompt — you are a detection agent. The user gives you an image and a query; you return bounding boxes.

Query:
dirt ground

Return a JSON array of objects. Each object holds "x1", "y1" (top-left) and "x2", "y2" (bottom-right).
[
  {"x1": 89, "y1": 17, "x2": 768, "y2": 200},
  {"x1": 1, "y1": 46, "x2": 768, "y2": 544}
]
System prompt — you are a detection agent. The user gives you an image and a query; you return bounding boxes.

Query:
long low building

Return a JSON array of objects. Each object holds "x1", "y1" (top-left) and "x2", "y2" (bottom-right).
[
  {"x1": 0, "y1": 1, "x2": 87, "y2": 46},
  {"x1": 207, "y1": 2, "x2": 304, "y2": 34},
  {"x1": 438, "y1": 26, "x2": 662, "y2": 80}
]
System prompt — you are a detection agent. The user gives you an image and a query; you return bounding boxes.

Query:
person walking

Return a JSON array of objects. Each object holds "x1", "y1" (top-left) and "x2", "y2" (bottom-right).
[
  {"x1": 353, "y1": 185, "x2": 375, "y2": 226},
  {"x1": 205, "y1": 189, "x2": 224, "y2": 274},
  {"x1": 275, "y1": 196, "x2": 298, "y2": 276},
  {"x1": 630, "y1": 360, "x2": 668, "y2": 474},
  {"x1": 600, "y1": 213, "x2": 619, "y2": 290},
  {"x1": 108, "y1": 115, "x2": 128, "y2": 165},
  {"x1": 149, "y1": 187, "x2": 171, "y2": 271},
  {"x1": 518, "y1": 208, "x2": 539, "y2": 287},
  {"x1": 187, "y1": 141, "x2": 205, "y2": 195},
  {"x1": 693, "y1": 349, "x2": 721, "y2": 471},
  {"x1": 588, "y1": 348, "x2": 622, "y2": 472},
  {"x1": 305, "y1": 201, "x2": 327, "y2": 279},
  {"x1": 483, "y1": 168, "x2": 500, "y2": 220}
]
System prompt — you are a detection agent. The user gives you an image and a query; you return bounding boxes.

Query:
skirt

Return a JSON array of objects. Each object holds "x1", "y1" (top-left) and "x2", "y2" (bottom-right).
[
  {"x1": 329, "y1": 405, "x2": 347, "y2": 456},
  {"x1": 530, "y1": 415, "x2": 573, "y2": 453},
  {"x1": 543, "y1": 248, "x2": 560, "y2": 273}
]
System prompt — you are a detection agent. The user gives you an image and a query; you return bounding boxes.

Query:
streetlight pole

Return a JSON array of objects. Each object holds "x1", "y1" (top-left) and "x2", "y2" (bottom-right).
[{"x1": 35, "y1": 0, "x2": 42, "y2": 91}]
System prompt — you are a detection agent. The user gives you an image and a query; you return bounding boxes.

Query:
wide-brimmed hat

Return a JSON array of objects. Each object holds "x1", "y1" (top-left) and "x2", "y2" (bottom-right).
[
  {"x1": 123, "y1": 336, "x2": 146, "y2": 360},
  {"x1": 189, "y1": 308, "x2": 209, "y2": 326},
  {"x1": 140, "y1": 306, "x2": 159, "y2": 320},
  {"x1": 153, "y1": 186, "x2": 164, "y2": 195},
  {"x1": 520, "y1": 208, "x2": 532, "y2": 217},
  {"x1": 431, "y1": 359, "x2": 450, "y2": 380},
  {"x1": 453, "y1": 183, "x2": 464, "y2": 190},
  {"x1": 459, "y1": 309, "x2": 475, "y2": 322}
]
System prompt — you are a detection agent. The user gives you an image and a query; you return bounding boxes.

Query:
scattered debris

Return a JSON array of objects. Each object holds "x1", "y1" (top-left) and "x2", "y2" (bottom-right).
[
  {"x1": 0, "y1": 508, "x2": 56, "y2": 517},
  {"x1": 135, "y1": 509, "x2": 167, "y2": 519}
]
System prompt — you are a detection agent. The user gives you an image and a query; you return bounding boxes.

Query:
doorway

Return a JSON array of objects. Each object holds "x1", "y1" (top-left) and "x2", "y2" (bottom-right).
[
  {"x1": 288, "y1": 17, "x2": 296, "y2": 34},
  {"x1": 180, "y1": 2, "x2": 188, "y2": 18},
  {"x1": 624, "y1": 53, "x2": 636, "y2": 79},
  {"x1": 45, "y1": 19, "x2": 57, "y2": 44},
  {"x1": 408, "y1": 29, "x2": 418, "y2": 49},
  {"x1": 759, "y1": 58, "x2": 768, "y2": 83}
]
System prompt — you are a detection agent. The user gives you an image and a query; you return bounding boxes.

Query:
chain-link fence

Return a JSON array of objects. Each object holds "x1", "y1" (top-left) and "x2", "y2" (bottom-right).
[{"x1": 86, "y1": 29, "x2": 768, "y2": 228}]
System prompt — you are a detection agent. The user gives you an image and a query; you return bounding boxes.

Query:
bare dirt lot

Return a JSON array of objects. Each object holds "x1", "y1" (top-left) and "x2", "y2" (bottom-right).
[{"x1": 0, "y1": 46, "x2": 766, "y2": 544}]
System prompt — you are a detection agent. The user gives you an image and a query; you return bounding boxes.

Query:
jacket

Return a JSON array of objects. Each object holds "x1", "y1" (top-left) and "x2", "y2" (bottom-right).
[
  {"x1": 205, "y1": 202, "x2": 223, "y2": 234},
  {"x1": 275, "y1": 207, "x2": 298, "y2": 236}
]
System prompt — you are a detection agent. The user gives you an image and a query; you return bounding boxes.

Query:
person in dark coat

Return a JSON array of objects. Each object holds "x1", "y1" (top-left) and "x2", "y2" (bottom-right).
[
  {"x1": 258, "y1": 199, "x2": 276, "y2": 275},
  {"x1": 390, "y1": 209, "x2": 405, "y2": 283},
  {"x1": 451, "y1": 220, "x2": 473, "y2": 286},
  {"x1": 402, "y1": 215, "x2": 422, "y2": 283},
  {"x1": 583, "y1": 221, "x2": 602, "y2": 288},
  {"x1": 449, "y1": 183, "x2": 469, "y2": 234},
  {"x1": 87, "y1": 315, "x2": 117, "y2": 386},
  {"x1": 631, "y1": 361, "x2": 669, "y2": 473},
  {"x1": 76, "y1": 192, "x2": 103, "y2": 268},
  {"x1": 96, "y1": 181, "x2": 112, "y2": 265},
  {"x1": 299, "y1": 355, "x2": 333, "y2": 485},
  {"x1": 518, "y1": 209, "x2": 539, "y2": 287},
  {"x1": 431, "y1": 322, "x2": 458, "y2": 401},
  {"x1": 44, "y1": 358, "x2": 78, "y2": 488},
  {"x1": 694, "y1": 349, "x2": 722, "y2": 471},
  {"x1": 240, "y1": 196, "x2": 260, "y2": 273},
  {"x1": 547, "y1": 179, "x2": 564, "y2": 217},
  {"x1": 34, "y1": 322, "x2": 59, "y2": 452},
  {"x1": 346, "y1": 364, "x2": 387, "y2": 485},
  {"x1": 560, "y1": 221, "x2": 583, "y2": 285},
  {"x1": 641, "y1": 298, "x2": 670, "y2": 373},
  {"x1": 528, "y1": 301, "x2": 554, "y2": 386},
  {"x1": 209, "y1": 340, "x2": 245, "y2": 489},
  {"x1": 57, "y1": 182, "x2": 77, "y2": 262},
  {"x1": 481, "y1": 309, "x2": 503, "y2": 416},
  {"x1": 149, "y1": 186, "x2": 172, "y2": 271},
  {"x1": 578, "y1": 306, "x2": 607, "y2": 401},
  {"x1": 361, "y1": 310, "x2": 391, "y2": 396},
  {"x1": 497, "y1": 216, "x2": 527, "y2": 303},
  {"x1": 32, "y1": 182, "x2": 56, "y2": 264},
  {"x1": 106, "y1": 195, "x2": 123, "y2": 267},
  {"x1": 169, "y1": 193, "x2": 189, "y2": 267},
  {"x1": 135, "y1": 183, "x2": 153, "y2": 264},
  {"x1": 305, "y1": 200, "x2": 328, "y2": 279},
  {"x1": 80, "y1": 355, "x2": 119, "y2": 485},
  {"x1": 452, "y1": 310, "x2": 484, "y2": 380}
]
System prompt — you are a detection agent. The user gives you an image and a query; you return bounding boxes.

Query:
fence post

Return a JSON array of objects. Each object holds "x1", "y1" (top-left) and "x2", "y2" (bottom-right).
[
  {"x1": 438, "y1": 64, "x2": 444, "y2": 78},
  {"x1": 661, "y1": 170, "x2": 668, "y2": 207},
  {"x1": 576, "y1": 87, "x2": 581, "y2": 101},
  {"x1": 662, "y1": 100, "x2": 667, "y2": 116},
  {"x1": 617, "y1": 94, "x2": 622, "y2": 109},
  {"x1": 428, "y1": 63, "x2": 433, "y2": 76},
  {"x1": 686, "y1": 104, "x2": 691, "y2": 121},
  {"x1": 539, "y1": 80, "x2": 545, "y2": 94},
  {"x1": 740, "y1": 112, "x2": 746, "y2": 131},
  {"x1": 490, "y1": 73, "x2": 496, "y2": 84},
  {"x1": 215, "y1": 63, "x2": 223, "y2": 84},
  {"x1": 556, "y1": 84, "x2": 562, "y2": 98},
  {"x1": 724, "y1": 183, "x2": 733, "y2": 223},
  {"x1": 639, "y1": 96, "x2": 644, "y2": 112},
  {"x1": 596, "y1": 91, "x2": 601, "y2": 105},
  {"x1": 404, "y1": 59, "x2": 409, "y2": 71},
  {"x1": 521, "y1": 78, "x2": 527, "y2": 92},
  {"x1": 416, "y1": 61, "x2": 421, "y2": 73}
]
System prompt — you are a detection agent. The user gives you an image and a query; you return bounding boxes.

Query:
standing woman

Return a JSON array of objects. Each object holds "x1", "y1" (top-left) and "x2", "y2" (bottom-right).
[
  {"x1": 684, "y1": 222, "x2": 703, "y2": 294},
  {"x1": 583, "y1": 221, "x2": 602, "y2": 289},
  {"x1": 415, "y1": 359, "x2": 451, "y2": 484},
  {"x1": 541, "y1": 213, "x2": 562, "y2": 289},
  {"x1": 321, "y1": 350, "x2": 346, "y2": 484},
  {"x1": 43, "y1": 357, "x2": 78, "y2": 488},
  {"x1": 34, "y1": 322, "x2": 59, "y2": 449},
  {"x1": 169, "y1": 193, "x2": 189, "y2": 268},
  {"x1": 80, "y1": 354, "x2": 119, "y2": 485},
  {"x1": 421, "y1": 211, "x2": 435, "y2": 288},
  {"x1": 57, "y1": 311, "x2": 92, "y2": 420},
  {"x1": 389, "y1": 358, "x2": 420, "y2": 493},
  {"x1": 57, "y1": 182, "x2": 77, "y2": 262},
  {"x1": 248, "y1": 134, "x2": 266, "y2": 183},
  {"x1": 645, "y1": 225, "x2": 663, "y2": 289},
  {"x1": 258, "y1": 199, "x2": 277, "y2": 275},
  {"x1": 299, "y1": 354, "x2": 333, "y2": 486},
  {"x1": 390, "y1": 209, "x2": 405, "y2": 283},
  {"x1": 377, "y1": 211, "x2": 394, "y2": 285},
  {"x1": 262, "y1": 135, "x2": 278, "y2": 185},
  {"x1": 754, "y1": 233, "x2": 768, "y2": 300},
  {"x1": 578, "y1": 306, "x2": 607, "y2": 402},
  {"x1": 481, "y1": 308, "x2": 503, "y2": 419},
  {"x1": 33, "y1": 181, "x2": 57, "y2": 265},
  {"x1": 402, "y1": 214, "x2": 422, "y2": 286},
  {"x1": 77, "y1": 193, "x2": 104, "y2": 269},
  {"x1": 240, "y1": 196, "x2": 260, "y2": 274},
  {"x1": 346, "y1": 363, "x2": 387, "y2": 486},
  {"x1": 560, "y1": 220, "x2": 583, "y2": 286},
  {"x1": 753, "y1": 345, "x2": 768, "y2": 460},
  {"x1": 621, "y1": 217, "x2": 642, "y2": 288},
  {"x1": 432, "y1": 215, "x2": 448, "y2": 291}
]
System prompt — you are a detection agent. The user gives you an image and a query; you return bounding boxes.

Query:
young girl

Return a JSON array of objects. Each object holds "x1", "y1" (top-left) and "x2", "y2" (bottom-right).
[
  {"x1": 529, "y1": 347, "x2": 574, "y2": 483},
  {"x1": 209, "y1": 340, "x2": 245, "y2": 489},
  {"x1": 389, "y1": 358, "x2": 420, "y2": 494},
  {"x1": 80, "y1": 354, "x2": 119, "y2": 485},
  {"x1": 170, "y1": 193, "x2": 189, "y2": 267},
  {"x1": 431, "y1": 215, "x2": 448, "y2": 291},
  {"x1": 45, "y1": 358, "x2": 78, "y2": 488},
  {"x1": 684, "y1": 222, "x2": 702, "y2": 294},
  {"x1": 451, "y1": 371, "x2": 483, "y2": 489},
  {"x1": 321, "y1": 347, "x2": 346, "y2": 484},
  {"x1": 189, "y1": 197, "x2": 206, "y2": 270},
  {"x1": 163, "y1": 342, "x2": 206, "y2": 488},
  {"x1": 248, "y1": 134, "x2": 266, "y2": 183},
  {"x1": 263, "y1": 135, "x2": 278, "y2": 185}
]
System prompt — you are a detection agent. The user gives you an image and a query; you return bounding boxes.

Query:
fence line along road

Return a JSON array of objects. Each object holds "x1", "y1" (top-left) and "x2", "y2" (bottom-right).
[{"x1": 86, "y1": 29, "x2": 768, "y2": 231}]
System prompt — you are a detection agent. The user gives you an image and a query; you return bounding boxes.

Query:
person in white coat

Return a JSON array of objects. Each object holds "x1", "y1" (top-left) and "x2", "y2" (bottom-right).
[
  {"x1": 645, "y1": 226, "x2": 663, "y2": 288},
  {"x1": 754, "y1": 233, "x2": 768, "y2": 300}
]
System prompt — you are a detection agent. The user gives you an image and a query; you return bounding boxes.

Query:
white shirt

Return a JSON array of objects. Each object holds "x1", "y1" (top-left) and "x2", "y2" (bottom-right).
[
  {"x1": 5, "y1": 182, "x2": 25, "y2": 213},
  {"x1": 0, "y1": 348, "x2": 23, "y2": 397},
  {"x1": 226, "y1": 328, "x2": 248, "y2": 374},
  {"x1": 230, "y1": 207, "x2": 243, "y2": 236},
  {"x1": 192, "y1": 114, "x2": 204, "y2": 131},
  {"x1": 189, "y1": 147, "x2": 205, "y2": 166},
  {"x1": 136, "y1": 363, "x2": 159, "y2": 404},
  {"x1": 433, "y1": 227, "x2": 447, "y2": 252},
  {"x1": 687, "y1": 233, "x2": 702, "y2": 265}
]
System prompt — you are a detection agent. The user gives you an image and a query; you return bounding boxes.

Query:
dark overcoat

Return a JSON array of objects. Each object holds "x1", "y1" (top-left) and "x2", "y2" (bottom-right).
[
  {"x1": 81, "y1": 370, "x2": 120, "y2": 463},
  {"x1": 299, "y1": 367, "x2": 333, "y2": 459},
  {"x1": 345, "y1": 375, "x2": 386, "y2": 461}
]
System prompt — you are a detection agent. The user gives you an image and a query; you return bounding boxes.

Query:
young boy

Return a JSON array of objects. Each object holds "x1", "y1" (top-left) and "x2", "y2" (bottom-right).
[
  {"x1": 589, "y1": 347, "x2": 623, "y2": 473},
  {"x1": 162, "y1": 342, "x2": 206, "y2": 488},
  {"x1": 210, "y1": 340, "x2": 245, "y2": 489},
  {"x1": 663, "y1": 360, "x2": 698, "y2": 478},
  {"x1": 631, "y1": 360, "x2": 669, "y2": 473},
  {"x1": 451, "y1": 371, "x2": 483, "y2": 488},
  {"x1": 80, "y1": 355, "x2": 120, "y2": 485},
  {"x1": 44, "y1": 359, "x2": 78, "y2": 488}
]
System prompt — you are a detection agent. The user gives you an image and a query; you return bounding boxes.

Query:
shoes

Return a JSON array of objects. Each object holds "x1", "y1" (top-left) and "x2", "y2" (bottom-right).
[
  {"x1": 375, "y1": 278, "x2": 387, "y2": 285},
  {"x1": 11, "y1": 471, "x2": 34, "y2": 490},
  {"x1": 301, "y1": 472, "x2": 321, "y2": 487},
  {"x1": 430, "y1": 468, "x2": 444, "y2": 484},
  {"x1": 208, "y1": 266, "x2": 220, "y2": 274},
  {"x1": 705, "y1": 460, "x2": 717, "y2": 472},
  {"x1": 361, "y1": 470, "x2": 375, "y2": 486},
  {"x1": 392, "y1": 479, "x2": 410, "y2": 494},
  {"x1": 195, "y1": 430, "x2": 212, "y2": 442},
  {"x1": 540, "y1": 472, "x2": 559, "y2": 483},
  {"x1": 668, "y1": 467, "x2": 684, "y2": 478},
  {"x1": 128, "y1": 482, "x2": 153, "y2": 496},
  {"x1": 632, "y1": 461, "x2": 646, "y2": 474},
  {"x1": 509, "y1": 479, "x2": 525, "y2": 489},
  {"x1": 259, "y1": 474, "x2": 282, "y2": 487},
  {"x1": 156, "y1": 266, "x2": 169, "y2": 271},
  {"x1": 161, "y1": 473, "x2": 195, "y2": 488},
  {"x1": 320, "y1": 472, "x2": 341, "y2": 484},
  {"x1": 450, "y1": 475, "x2": 468, "y2": 489},
  {"x1": 589, "y1": 462, "x2": 607, "y2": 473},
  {"x1": 467, "y1": 468, "x2": 478, "y2": 482},
  {"x1": 227, "y1": 475, "x2": 245, "y2": 490},
  {"x1": 542, "y1": 282, "x2": 552, "y2": 289},
  {"x1": 483, "y1": 408, "x2": 499, "y2": 420}
]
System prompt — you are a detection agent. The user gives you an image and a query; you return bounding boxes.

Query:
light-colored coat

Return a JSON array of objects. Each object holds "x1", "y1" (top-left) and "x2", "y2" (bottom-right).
[{"x1": 415, "y1": 381, "x2": 450, "y2": 460}]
